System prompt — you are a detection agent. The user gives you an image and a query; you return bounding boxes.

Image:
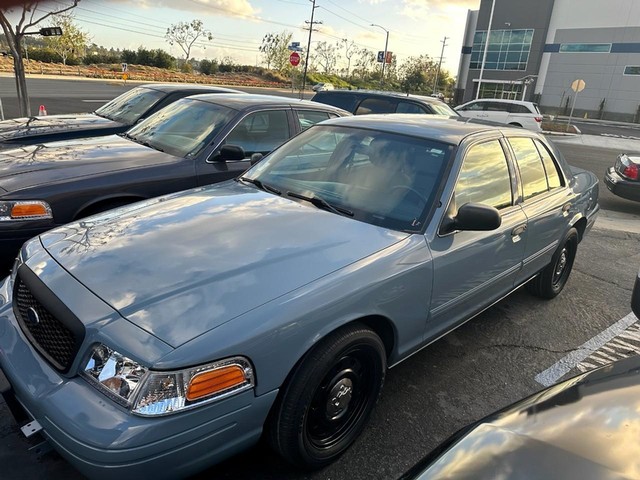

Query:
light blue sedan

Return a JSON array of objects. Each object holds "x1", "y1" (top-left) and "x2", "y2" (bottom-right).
[{"x1": 0, "y1": 115, "x2": 599, "y2": 478}]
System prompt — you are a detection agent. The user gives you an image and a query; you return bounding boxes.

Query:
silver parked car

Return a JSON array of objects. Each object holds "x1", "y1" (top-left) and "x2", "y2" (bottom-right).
[{"x1": 0, "y1": 116, "x2": 599, "y2": 479}]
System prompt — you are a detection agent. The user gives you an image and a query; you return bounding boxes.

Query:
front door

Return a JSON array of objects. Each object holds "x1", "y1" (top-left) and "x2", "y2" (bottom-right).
[{"x1": 427, "y1": 138, "x2": 526, "y2": 338}]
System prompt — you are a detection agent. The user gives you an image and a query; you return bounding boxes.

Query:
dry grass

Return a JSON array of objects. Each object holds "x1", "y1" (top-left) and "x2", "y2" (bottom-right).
[
  {"x1": 542, "y1": 120, "x2": 581, "y2": 134},
  {"x1": 0, "y1": 57, "x2": 288, "y2": 88}
]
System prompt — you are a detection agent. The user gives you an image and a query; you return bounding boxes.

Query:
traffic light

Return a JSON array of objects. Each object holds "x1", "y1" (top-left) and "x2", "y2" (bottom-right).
[{"x1": 39, "y1": 27, "x2": 63, "y2": 37}]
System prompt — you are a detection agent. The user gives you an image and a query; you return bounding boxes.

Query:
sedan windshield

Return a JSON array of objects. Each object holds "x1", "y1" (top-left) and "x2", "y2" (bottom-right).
[
  {"x1": 95, "y1": 87, "x2": 164, "y2": 124},
  {"x1": 431, "y1": 102, "x2": 459, "y2": 116},
  {"x1": 125, "y1": 98, "x2": 236, "y2": 158},
  {"x1": 245, "y1": 125, "x2": 452, "y2": 232}
]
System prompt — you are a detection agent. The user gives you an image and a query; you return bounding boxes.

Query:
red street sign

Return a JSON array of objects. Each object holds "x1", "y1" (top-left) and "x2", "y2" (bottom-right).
[{"x1": 290, "y1": 52, "x2": 301, "y2": 67}]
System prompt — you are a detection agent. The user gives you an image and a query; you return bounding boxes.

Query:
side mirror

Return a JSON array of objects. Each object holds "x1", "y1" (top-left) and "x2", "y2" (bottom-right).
[
  {"x1": 452, "y1": 203, "x2": 502, "y2": 231},
  {"x1": 250, "y1": 152, "x2": 264, "y2": 166},
  {"x1": 213, "y1": 144, "x2": 246, "y2": 162}
]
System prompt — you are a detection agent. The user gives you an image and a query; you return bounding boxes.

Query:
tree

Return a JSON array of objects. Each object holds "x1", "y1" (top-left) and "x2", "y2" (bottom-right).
[
  {"x1": 340, "y1": 39, "x2": 357, "y2": 78},
  {"x1": 44, "y1": 14, "x2": 89, "y2": 65},
  {"x1": 165, "y1": 19, "x2": 212, "y2": 62},
  {"x1": 259, "y1": 31, "x2": 292, "y2": 72},
  {"x1": 314, "y1": 41, "x2": 337, "y2": 75},
  {"x1": 353, "y1": 48, "x2": 376, "y2": 80},
  {"x1": 399, "y1": 55, "x2": 438, "y2": 93},
  {"x1": 0, "y1": 1, "x2": 79, "y2": 116}
]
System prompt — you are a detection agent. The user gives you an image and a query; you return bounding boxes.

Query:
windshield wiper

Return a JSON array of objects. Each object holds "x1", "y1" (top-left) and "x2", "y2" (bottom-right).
[
  {"x1": 119, "y1": 132, "x2": 164, "y2": 152},
  {"x1": 237, "y1": 176, "x2": 281, "y2": 195},
  {"x1": 287, "y1": 191, "x2": 353, "y2": 217}
]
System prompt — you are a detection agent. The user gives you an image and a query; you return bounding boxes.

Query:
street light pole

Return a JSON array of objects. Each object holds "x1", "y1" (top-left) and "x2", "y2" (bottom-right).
[
  {"x1": 371, "y1": 24, "x2": 389, "y2": 87},
  {"x1": 476, "y1": 0, "x2": 496, "y2": 100}
]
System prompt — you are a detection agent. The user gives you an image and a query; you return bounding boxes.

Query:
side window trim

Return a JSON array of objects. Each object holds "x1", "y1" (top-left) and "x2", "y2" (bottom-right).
[{"x1": 533, "y1": 139, "x2": 565, "y2": 189}]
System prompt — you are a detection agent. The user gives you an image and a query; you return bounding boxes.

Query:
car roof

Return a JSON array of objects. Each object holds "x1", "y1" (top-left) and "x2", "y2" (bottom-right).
[
  {"x1": 315, "y1": 89, "x2": 444, "y2": 105},
  {"x1": 141, "y1": 83, "x2": 243, "y2": 94},
  {"x1": 185, "y1": 93, "x2": 349, "y2": 113},
  {"x1": 464, "y1": 98, "x2": 536, "y2": 106},
  {"x1": 319, "y1": 114, "x2": 534, "y2": 145}
]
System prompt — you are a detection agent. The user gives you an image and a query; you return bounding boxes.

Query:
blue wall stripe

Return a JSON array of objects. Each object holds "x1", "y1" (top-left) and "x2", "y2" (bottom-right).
[
  {"x1": 611, "y1": 43, "x2": 640, "y2": 53},
  {"x1": 544, "y1": 43, "x2": 640, "y2": 53}
]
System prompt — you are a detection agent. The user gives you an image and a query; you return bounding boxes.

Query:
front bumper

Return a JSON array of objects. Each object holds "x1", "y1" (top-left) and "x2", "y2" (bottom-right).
[
  {"x1": 0, "y1": 274, "x2": 277, "y2": 479},
  {"x1": 604, "y1": 167, "x2": 640, "y2": 202}
]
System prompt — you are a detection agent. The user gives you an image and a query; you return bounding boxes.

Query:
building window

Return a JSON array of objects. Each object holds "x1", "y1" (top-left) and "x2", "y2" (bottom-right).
[
  {"x1": 477, "y1": 82, "x2": 523, "y2": 100},
  {"x1": 470, "y1": 29, "x2": 534, "y2": 71},
  {"x1": 624, "y1": 66, "x2": 640, "y2": 75},
  {"x1": 559, "y1": 43, "x2": 611, "y2": 53}
]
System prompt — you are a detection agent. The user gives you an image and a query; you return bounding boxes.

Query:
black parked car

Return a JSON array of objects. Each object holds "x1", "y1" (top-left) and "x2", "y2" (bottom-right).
[
  {"x1": 311, "y1": 89, "x2": 458, "y2": 116},
  {"x1": 0, "y1": 84, "x2": 243, "y2": 149},
  {"x1": 0, "y1": 93, "x2": 348, "y2": 268},
  {"x1": 604, "y1": 153, "x2": 640, "y2": 202}
]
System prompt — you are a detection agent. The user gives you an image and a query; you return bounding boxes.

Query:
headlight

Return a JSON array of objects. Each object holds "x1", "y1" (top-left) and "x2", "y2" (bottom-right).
[
  {"x1": 0, "y1": 200, "x2": 53, "y2": 221},
  {"x1": 81, "y1": 344, "x2": 255, "y2": 416}
]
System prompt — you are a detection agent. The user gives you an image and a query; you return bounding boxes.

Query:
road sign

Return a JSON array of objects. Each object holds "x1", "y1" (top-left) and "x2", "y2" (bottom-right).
[
  {"x1": 571, "y1": 79, "x2": 586, "y2": 93},
  {"x1": 39, "y1": 27, "x2": 62, "y2": 37},
  {"x1": 377, "y1": 51, "x2": 393, "y2": 64},
  {"x1": 289, "y1": 52, "x2": 301, "y2": 67},
  {"x1": 288, "y1": 42, "x2": 303, "y2": 52},
  {"x1": 121, "y1": 63, "x2": 128, "y2": 73}
]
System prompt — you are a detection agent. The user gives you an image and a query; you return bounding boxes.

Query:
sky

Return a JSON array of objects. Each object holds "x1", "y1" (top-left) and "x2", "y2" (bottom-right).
[{"x1": 24, "y1": 0, "x2": 479, "y2": 75}]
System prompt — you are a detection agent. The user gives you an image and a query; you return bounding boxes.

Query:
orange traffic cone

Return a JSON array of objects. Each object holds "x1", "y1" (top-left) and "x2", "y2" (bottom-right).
[{"x1": 38, "y1": 104, "x2": 47, "y2": 116}]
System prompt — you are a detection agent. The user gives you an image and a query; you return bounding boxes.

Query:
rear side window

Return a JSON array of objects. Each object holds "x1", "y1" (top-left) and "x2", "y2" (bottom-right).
[
  {"x1": 508, "y1": 103, "x2": 532, "y2": 114},
  {"x1": 485, "y1": 102, "x2": 508, "y2": 112},
  {"x1": 508, "y1": 137, "x2": 548, "y2": 200},
  {"x1": 455, "y1": 140, "x2": 513, "y2": 210},
  {"x1": 396, "y1": 101, "x2": 426, "y2": 114},
  {"x1": 355, "y1": 98, "x2": 397, "y2": 115},
  {"x1": 313, "y1": 92, "x2": 358, "y2": 112},
  {"x1": 534, "y1": 139, "x2": 563, "y2": 189},
  {"x1": 296, "y1": 110, "x2": 331, "y2": 131}
]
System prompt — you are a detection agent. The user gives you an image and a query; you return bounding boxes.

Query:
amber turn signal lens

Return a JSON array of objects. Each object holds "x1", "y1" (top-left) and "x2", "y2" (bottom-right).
[
  {"x1": 186, "y1": 365, "x2": 247, "y2": 401},
  {"x1": 11, "y1": 203, "x2": 49, "y2": 219}
]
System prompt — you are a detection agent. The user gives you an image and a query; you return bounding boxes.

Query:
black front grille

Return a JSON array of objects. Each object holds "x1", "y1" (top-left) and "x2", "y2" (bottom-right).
[{"x1": 14, "y1": 276, "x2": 79, "y2": 372}]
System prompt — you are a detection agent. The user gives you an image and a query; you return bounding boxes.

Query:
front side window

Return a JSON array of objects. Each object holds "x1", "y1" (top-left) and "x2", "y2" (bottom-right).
[
  {"x1": 95, "y1": 87, "x2": 165, "y2": 124},
  {"x1": 464, "y1": 102, "x2": 485, "y2": 111},
  {"x1": 509, "y1": 137, "x2": 548, "y2": 200},
  {"x1": 224, "y1": 110, "x2": 290, "y2": 155},
  {"x1": 455, "y1": 140, "x2": 512, "y2": 210},
  {"x1": 245, "y1": 125, "x2": 452, "y2": 232},
  {"x1": 126, "y1": 98, "x2": 235, "y2": 158}
]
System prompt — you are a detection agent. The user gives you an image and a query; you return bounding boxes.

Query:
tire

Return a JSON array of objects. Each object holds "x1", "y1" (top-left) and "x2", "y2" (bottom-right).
[
  {"x1": 267, "y1": 323, "x2": 386, "y2": 469},
  {"x1": 526, "y1": 228, "x2": 578, "y2": 299}
]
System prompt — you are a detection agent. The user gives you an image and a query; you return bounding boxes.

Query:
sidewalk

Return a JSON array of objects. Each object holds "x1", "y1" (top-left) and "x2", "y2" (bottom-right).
[
  {"x1": 549, "y1": 133, "x2": 640, "y2": 152},
  {"x1": 554, "y1": 114, "x2": 640, "y2": 129}
]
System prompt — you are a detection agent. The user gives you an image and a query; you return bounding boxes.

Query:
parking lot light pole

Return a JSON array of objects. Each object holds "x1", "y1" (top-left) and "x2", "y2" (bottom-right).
[
  {"x1": 476, "y1": 0, "x2": 496, "y2": 99},
  {"x1": 371, "y1": 24, "x2": 389, "y2": 87}
]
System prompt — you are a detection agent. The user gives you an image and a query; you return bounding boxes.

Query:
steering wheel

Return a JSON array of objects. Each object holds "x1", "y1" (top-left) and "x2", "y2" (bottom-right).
[{"x1": 390, "y1": 185, "x2": 428, "y2": 206}]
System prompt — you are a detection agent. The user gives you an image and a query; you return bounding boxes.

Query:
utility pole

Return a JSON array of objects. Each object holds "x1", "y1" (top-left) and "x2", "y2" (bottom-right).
[
  {"x1": 301, "y1": 0, "x2": 321, "y2": 99},
  {"x1": 433, "y1": 36, "x2": 449, "y2": 95}
]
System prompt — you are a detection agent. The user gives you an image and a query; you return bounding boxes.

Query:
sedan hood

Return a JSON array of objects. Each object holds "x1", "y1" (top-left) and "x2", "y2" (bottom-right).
[
  {"x1": 0, "y1": 113, "x2": 121, "y2": 142},
  {"x1": 40, "y1": 183, "x2": 408, "y2": 347},
  {"x1": 0, "y1": 135, "x2": 176, "y2": 193}
]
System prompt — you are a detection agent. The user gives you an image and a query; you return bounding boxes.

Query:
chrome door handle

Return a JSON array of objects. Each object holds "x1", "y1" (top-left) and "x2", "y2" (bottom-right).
[{"x1": 512, "y1": 224, "x2": 527, "y2": 236}]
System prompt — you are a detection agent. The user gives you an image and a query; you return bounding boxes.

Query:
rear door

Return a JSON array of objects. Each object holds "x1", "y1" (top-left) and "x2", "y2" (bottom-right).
[
  {"x1": 507, "y1": 136, "x2": 572, "y2": 284},
  {"x1": 483, "y1": 101, "x2": 510, "y2": 124},
  {"x1": 428, "y1": 137, "x2": 527, "y2": 337}
]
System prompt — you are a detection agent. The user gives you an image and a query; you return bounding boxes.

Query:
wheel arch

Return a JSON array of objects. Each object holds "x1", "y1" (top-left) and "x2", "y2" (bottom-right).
[
  {"x1": 571, "y1": 216, "x2": 588, "y2": 242},
  {"x1": 74, "y1": 194, "x2": 148, "y2": 220}
]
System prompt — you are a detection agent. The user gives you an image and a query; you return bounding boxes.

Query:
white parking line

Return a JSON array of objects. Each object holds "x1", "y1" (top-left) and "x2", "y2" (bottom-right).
[{"x1": 534, "y1": 312, "x2": 638, "y2": 386}]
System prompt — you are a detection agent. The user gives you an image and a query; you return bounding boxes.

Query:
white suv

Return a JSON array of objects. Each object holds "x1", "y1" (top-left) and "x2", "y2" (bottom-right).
[{"x1": 455, "y1": 99, "x2": 543, "y2": 132}]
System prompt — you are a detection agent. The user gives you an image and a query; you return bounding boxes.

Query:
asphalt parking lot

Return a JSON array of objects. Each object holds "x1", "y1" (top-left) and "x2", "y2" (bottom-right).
[{"x1": 0, "y1": 77, "x2": 639, "y2": 479}]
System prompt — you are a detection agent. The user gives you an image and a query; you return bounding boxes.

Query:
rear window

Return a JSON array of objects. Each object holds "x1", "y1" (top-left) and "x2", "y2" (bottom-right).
[
  {"x1": 355, "y1": 98, "x2": 397, "y2": 115},
  {"x1": 312, "y1": 92, "x2": 358, "y2": 113}
]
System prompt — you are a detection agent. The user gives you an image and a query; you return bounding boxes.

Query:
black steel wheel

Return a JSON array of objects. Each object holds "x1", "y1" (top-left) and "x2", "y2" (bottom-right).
[
  {"x1": 267, "y1": 323, "x2": 386, "y2": 469},
  {"x1": 527, "y1": 227, "x2": 578, "y2": 299}
]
